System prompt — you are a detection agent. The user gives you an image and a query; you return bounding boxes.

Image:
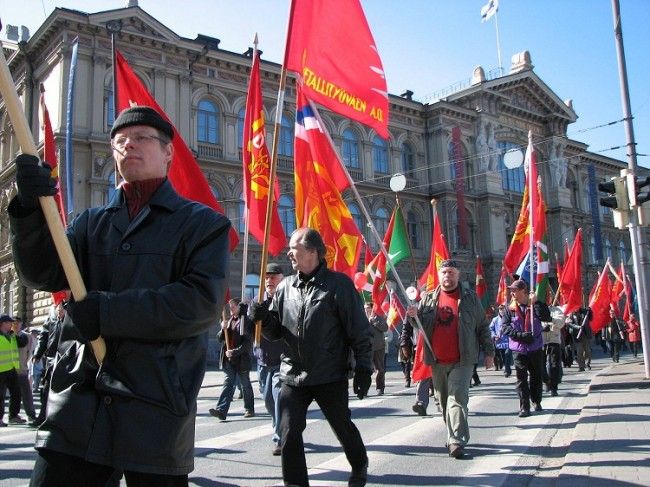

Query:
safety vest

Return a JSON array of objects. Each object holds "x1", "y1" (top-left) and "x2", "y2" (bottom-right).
[{"x1": 0, "y1": 333, "x2": 19, "y2": 373}]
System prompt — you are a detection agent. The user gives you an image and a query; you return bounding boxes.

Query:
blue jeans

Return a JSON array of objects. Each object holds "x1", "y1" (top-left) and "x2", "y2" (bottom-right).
[
  {"x1": 258, "y1": 363, "x2": 282, "y2": 444},
  {"x1": 216, "y1": 361, "x2": 254, "y2": 416}
]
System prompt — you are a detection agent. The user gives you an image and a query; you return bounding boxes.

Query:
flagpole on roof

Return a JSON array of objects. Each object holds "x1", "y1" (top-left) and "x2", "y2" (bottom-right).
[{"x1": 494, "y1": 7, "x2": 503, "y2": 72}]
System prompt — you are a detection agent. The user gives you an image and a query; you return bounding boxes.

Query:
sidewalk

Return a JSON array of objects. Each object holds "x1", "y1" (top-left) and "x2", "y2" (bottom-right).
[{"x1": 557, "y1": 357, "x2": 650, "y2": 486}]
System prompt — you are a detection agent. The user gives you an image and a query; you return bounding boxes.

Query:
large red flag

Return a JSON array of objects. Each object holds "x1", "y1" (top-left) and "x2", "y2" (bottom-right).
[
  {"x1": 243, "y1": 51, "x2": 286, "y2": 255},
  {"x1": 40, "y1": 88, "x2": 69, "y2": 306},
  {"x1": 558, "y1": 229, "x2": 583, "y2": 315},
  {"x1": 294, "y1": 85, "x2": 362, "y2": 278},
  {"x1": 503, "y1": 136, "x2": 546, "y2": 273},
  {"x1": 418, "y1": 209, "x2": 449, "y2": 291},
  {"x1": 496, "y1": 267, "x2": 509, "y2": 306},
  {"x1": 285, "y1": 0, "x2": 389, "y2": 138},
  {"x1": 588, "y1": 266, "x2": 612, "y2": 333},
  {"x1": 114, "y1": 50, "x2": 238, "y2": 249}
]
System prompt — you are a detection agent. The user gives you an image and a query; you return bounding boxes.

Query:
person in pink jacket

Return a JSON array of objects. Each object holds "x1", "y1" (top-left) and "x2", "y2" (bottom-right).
[{"x1": 626, "y1": 314, "x2": 641, "y2": 358}]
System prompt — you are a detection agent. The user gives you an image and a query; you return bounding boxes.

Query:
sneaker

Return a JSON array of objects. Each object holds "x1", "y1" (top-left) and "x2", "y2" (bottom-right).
[
  {"x1": 8, "y1": 415, "x2": 26, "y2": 424},
  {"x1": 518, "y1": 409, "x2": 531, "y2": 418},
  {"x1": 533, "y1": 402, "x2": 543, "y2": 412},
  {"x1": 448, "y1": 443, "x2": 464, "y2": 458},
  {"x1": 208, "y1": 408, "x2": 226, "y2": 421},
  {"x1": 412, "y1": 402, "x2": 427, "y2": 416},
  {"x1": 243, "y1": 410, "x2": 255, "y2": 418},
  {"x1": 272, "y1": 444, "x2": 282, "y2": 456}
]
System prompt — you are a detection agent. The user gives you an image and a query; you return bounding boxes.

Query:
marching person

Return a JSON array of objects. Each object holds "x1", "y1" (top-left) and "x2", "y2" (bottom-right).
[
  {"x1": 0, "y1": 315, "x2": 28, "y2": 426},
  {"x1": 250, "y1": 227, "x2": 372, "y2": 487},
  {"x1": 9, "y1": 106, "x2": 231, "y2": 485},
  {"x1": 405, "y1": 259, "x2": 494, "y2": 459},
  {"x1": 502, "y1": 279, "x2": 551, "y2": 418},
  {"x1": 626, "y1": 313, "x2": 641, "y2": 358},
  {"x1": 365, "y1": 302, "x2": 388, "y2": 395},
  {"x1": 604, "y1": 309, "x2": 626, "y2": 363}
]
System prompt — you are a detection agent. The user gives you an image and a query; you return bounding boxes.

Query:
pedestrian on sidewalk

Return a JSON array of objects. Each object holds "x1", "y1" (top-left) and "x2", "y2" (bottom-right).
[
  {"x1": 542, "y1": 307, "x2": 565, "y2": 397},
  {"x1": 405, "y1": 259, "x2": 494, "y2": 459},
  {"x1": 365, "y1": 303, "x2": 388, "y2": 395},
  {"x1": 211, "y1": 298, "x2": 256, "y2": 420},
  {"x1": 604, "y1": 309, "x2": 626, "y2": 363},
  {"x1": 398, "y1": 323, "x2": 414, "y2": 387},
  {"x1": 251, "y1": 228, "x2": 372, "y2": 487},
  {"x1": 626, "y1": 314, "x2": 641, "y2": 358},
  {"x1": 567, "y1": 308, "x2": 592, "y2": 371},
  {"x1": 490, "y1": 305, "x2": 512, "y2": 377},
  {"x1": 0, "y1": 315, "x2": 28, "y2": 426},
  {"x1": 502, "y1": 279, "x2": 550, "y2": 418},
  {"x1": 253, "y1": 263, "x2": 285, "y2": 456}
]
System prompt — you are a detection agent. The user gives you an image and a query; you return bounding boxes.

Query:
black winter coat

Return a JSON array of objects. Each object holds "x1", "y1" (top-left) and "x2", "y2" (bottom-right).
[
  {"x1": 261, "y1": 263, "x2": 372, "y2": 386},
  {"x1": 9, "y1": 180, "x2": 230, "y2": 475}
]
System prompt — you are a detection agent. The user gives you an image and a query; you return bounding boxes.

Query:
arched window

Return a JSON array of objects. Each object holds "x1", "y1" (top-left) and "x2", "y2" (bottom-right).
[
  {"x1": 372, "y1": 136, "x2": 388, "y2": 174},
  {"x1": 197, "y1": 99, "x2": 219, "y2": 144},
  {"x1": 402, "y1": 142, "x2": 415, "y2": 175},
  {"x1": 279, "y1": 195, "x2": 296, "y2": 235},
  {"x1": 498, "y1": 141, "x2": 525, "y2": 193},
  {"x1": 449, "y1": 206, "x2": 473, "y2": 252},
  {"x1": 349, "y1": 202, "x2": 364, "y2": 237},
  {"x1": 373, "y1": 207, "x2": 389, "y2": 240},
  {"x1": 342, "y1": 129, "x2": 360, "y2": 169},
  {"x1": 237, "y1": 107, "x2": 245, "y2": 150},
  {"x1": 407, "y1": 211, "x2": 419, "y2": 249},
  {"x1": 104, "y1": 84, "x2": 115, "y2": 131},
  {"x1": 279, "y1": 114, "x2": 293, "y2": 157},
  {"x1": 604, "y1": 238, "x2": 612, "y2": 260},
  {"x1": 618, "y1": 241, "x2": 628, "y2": 265}
]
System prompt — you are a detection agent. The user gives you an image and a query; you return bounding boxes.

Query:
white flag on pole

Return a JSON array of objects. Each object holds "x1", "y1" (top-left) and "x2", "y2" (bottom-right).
[{"x1": 481, "y1": 0, "x2": 499, "y2": 23}]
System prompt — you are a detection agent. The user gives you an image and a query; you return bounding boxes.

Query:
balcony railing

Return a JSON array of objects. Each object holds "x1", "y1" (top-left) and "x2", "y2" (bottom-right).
[{"x1": 197, "y1": 142, "x2": 223, "y2": 159}]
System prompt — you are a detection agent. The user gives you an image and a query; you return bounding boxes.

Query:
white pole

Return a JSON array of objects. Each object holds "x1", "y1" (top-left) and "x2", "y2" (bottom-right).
[{"x1": 494, "y1": 10, "x2": 503, "y2": 72}]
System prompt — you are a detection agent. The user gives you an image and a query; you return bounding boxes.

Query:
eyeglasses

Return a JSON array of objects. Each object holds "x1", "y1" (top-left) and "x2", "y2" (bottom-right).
[{"x1": 111, "y1": 134, "x2": 167, "y2": 150}]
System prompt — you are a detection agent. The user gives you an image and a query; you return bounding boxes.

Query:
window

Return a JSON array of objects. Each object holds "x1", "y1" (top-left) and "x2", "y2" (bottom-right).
[
  {"x1": 237, "y1": 107, "x2": 245, "y2": 150},
  {"x1": 402, "y1": 142, "x2": 415, "y2": 174},
  {"x1": 104, "y1": 87, "x2": 115, "y2": 131},
  {"x1": 244, "y1": 274, "x2": 259, "y2": 302},
  {"x1": 618, "y1": 241, "x2": 628, "y2": 265},
  {"x1": 341, "y1": 129, "x2": 360, "y2": 169},
  {"x1": 197, "y1": 99, "x2": 219, "y2": 144},
  {"x1": 604, "y1": 238, "x2": 612, "y2": 260},
  {"x1": 498, "y1": 141, "x2": 525, "y2": 193},
  {"x1": 407, "y1": 211, "x2": 419, "y2": 249},
  {"x1": 349, "y1": 203, "x2": 364, "y2": 236},
  {"x1": 279, "y1": 115, "x2": 293, "y2": 157},
  {"x1": 373, "y1": 207, "x2": 389, "y2": 240},
  {"x1": 372, "y1": 136, "x2": 388, "y2": 174},
  {"x1": 279, "y1": 195, "x2": 296, "y2": 235},
  {"x1": 449, "y1": 141, "x2": 474, "y2": 190}
]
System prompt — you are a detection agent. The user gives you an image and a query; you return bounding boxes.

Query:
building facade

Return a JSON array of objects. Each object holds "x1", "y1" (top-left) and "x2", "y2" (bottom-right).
[{"x1": 1, "y1": 5, "x2": 646, "y2": 349}]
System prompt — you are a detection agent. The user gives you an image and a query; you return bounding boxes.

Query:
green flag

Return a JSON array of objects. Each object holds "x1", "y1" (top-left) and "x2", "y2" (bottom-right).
[{"x1": 388, "y1": 209, "x2": 410, "y2": 267}]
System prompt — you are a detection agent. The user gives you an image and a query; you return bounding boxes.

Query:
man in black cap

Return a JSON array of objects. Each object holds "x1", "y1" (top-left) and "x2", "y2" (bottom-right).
[
  {"x1": 9, "y1": 105, "x2": 231, "y2": 485},
  {"x1": 254, "y1": 262, "x2": 285, "y2": 455},
  {"x1": 405, "y1": 259, "x2": 494, "y2": 459}
]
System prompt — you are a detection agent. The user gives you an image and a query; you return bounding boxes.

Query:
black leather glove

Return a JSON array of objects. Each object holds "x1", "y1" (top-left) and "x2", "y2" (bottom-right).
[
  {"x1": 15, "y1": 154, "x2": 57, "y2": 209},
  {"x1": 67, "y1": 292, "x2": 101, "y2": 341},
  {"x1": 353, "y1": 368, "x2": 372, "y2": 400},
  {"x1": 238, "y1": 302, "x2": 248, "y2": 317},
  {"x1": 249, "y1": 300, "x2": 269, "y2": 322},
  {"x1": 515, "y1": 331, "x2": 534, "y2": 344}
]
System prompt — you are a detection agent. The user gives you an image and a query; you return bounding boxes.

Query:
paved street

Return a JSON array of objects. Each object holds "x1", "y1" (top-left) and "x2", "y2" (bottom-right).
[{"x1": 2, "y1": 352, "x2": 648, "y2": 486}]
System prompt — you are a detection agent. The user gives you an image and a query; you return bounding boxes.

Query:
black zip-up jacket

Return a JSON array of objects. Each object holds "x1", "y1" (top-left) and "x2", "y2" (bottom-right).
[{"x1": 261, "y1": 262, "x2": 372, "y2": 386}]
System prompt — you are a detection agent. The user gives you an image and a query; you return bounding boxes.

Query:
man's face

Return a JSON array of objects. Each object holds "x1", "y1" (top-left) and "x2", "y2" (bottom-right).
[
  {"x1": 111, "y1": 125, "x2": 172, "y2": 182},
  {"x1": 364, "y1": 305, "x2": 373, "y2": 318},
  {"x1": 287, "y1": 231, "x2": 319, "y2": 274},
  {"x1": 438, "y1": 266, "x2": 460, "y2": 291},
  {"x1": 0, "y1": 320, "x2": 13, "y2": 333},
  {"x1": 511, "y1": 287, "x2": 528, "y2": 305},
  {"x1": 56, "y1": 304, "x2": 65, "y2": 319},
  {"x1": 265, "y1": 273, "x2": 283, "y2": 296}
]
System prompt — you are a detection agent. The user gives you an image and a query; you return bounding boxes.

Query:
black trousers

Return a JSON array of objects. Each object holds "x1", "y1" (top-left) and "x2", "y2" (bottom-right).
[
  {"x1": 279, "y1": 380, "x2": 367, "y2": 487},
  {"x1": 543, "y1": 343, "x2": 562, "y2": 392},
  {"x1": 372, "y1": 349, "x2": 385, "y2": 390},
  {"x1": 0, "y1": 368, "x2": 21, "y2": 421},
  {"x1": 513, "y1": 349, "x2": 544, "y2": 411},
  {"x1": 30, "y1": 448, "x2": 189, "y2": 487}
]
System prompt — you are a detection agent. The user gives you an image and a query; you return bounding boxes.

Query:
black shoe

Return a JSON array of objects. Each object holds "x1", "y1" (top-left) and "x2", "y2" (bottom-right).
[
  {"x1": 349, "y1": 461, "x2": 368, "y2": 487},
  {"x1": 504, "y1": 372, "x2": 511, "y2": 378},
  {"x1": 29, "y1": 418, "x2": 44, "y2": 427},
  {"x1": 8, "y1": 415, "x2": 26, "y2": 425},
  {"x1": 578, "y1": 367, "x2": 585, "y2": 371},
  {"x1": 412, "y1": 402, "x2": 427, "y2": 416},
  {"x1": 551, "y1": 390, "x2": 558, "y2": 397},
  {"x1": 243, "y1": 410, "x2": 255, "y2": 418},
  {"x1": 209, "y1": 408, "x2": 226, "y2": 421},
  {"x1": 518, "y1": 409, "x2": 531, "y2": 418},
  {"x1": 405, "y1": 380, "x2": 411, "y2": 388},
  {"x1": 272, "y1": 444, "x2": 281, "y2": 456},
  {"x1": 377, "y1": 389, "x2": 384, "y2": 396},
  {"x1": 448, "y1": 443, "x2": 464, "y2": 458},
  {"x1": 533, "y1": 402, "x2": 543, "y2": 412}
]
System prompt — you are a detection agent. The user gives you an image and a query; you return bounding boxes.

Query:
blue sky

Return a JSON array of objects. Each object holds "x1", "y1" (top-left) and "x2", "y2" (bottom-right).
[{"x1": 3, "y1": 0, "x2": 649, "y2": 169}]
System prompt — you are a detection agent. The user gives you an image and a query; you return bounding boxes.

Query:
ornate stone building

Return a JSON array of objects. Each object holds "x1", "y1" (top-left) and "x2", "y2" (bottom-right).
[{"x1": 1, "y1": 4, "x2": 646, "y2": 340}]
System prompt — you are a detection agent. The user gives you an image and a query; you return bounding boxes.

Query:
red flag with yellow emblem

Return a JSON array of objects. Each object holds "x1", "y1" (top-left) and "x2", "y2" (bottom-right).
[
  {"x1": 418, "y1": 210, "x2": 449, "y2": 291},
  {"x1": 294, "y1": 85, "x2": 361, "y2": 277},
  {"x1": 243, "y1": 50, "x2": 286, "y2": 255}
]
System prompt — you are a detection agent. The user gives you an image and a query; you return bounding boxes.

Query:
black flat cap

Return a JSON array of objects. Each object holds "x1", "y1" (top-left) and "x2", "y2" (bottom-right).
[{"x1": 111, "y1": 106, "x2": 174, "y2": 140}]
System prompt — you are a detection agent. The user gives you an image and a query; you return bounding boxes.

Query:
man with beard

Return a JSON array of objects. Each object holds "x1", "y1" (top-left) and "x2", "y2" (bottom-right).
[{"x1": 405, "y1": 259, "x2": 494, "y2": 459}]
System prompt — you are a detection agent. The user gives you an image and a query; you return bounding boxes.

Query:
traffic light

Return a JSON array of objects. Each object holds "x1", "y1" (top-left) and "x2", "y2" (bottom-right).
[
  {"x1": 630, "y1": 175, "x2": 650, "y2": 226},
  {"x1": 598, "y1": 175, "x2": 629, "y2": 229}
]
